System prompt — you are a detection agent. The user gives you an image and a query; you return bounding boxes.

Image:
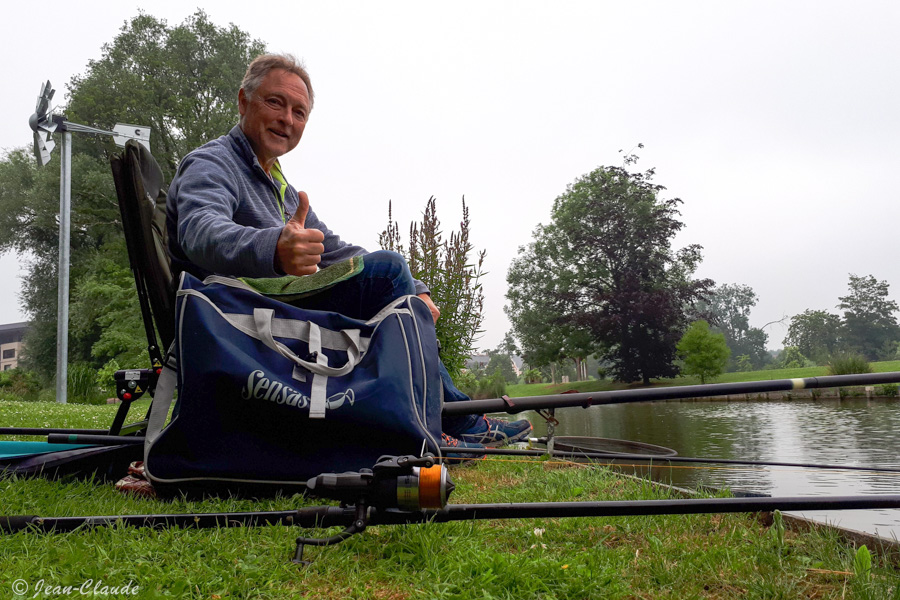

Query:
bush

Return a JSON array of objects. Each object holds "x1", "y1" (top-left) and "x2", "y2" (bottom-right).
[
  {"x1": 779, "y1": 346, "x2": 810, "y2": 369},
  {"x1": 0, "y1": 368, "x2": 42, "y2": 401},
  {"x1": 455, "y1": 368, "x2": 507, "y2": 399},
  {"x1": 475, "y1": 369, "x2": 506, "y2": 399},
  {"x1": 454, "y1": 370, "x2": 479, "y2": 398},
  {"x1": 96, "y1": 358, "x2": 121, "y2": 398},
  {"x1": 67, "y1": 362, "x2": 104, "y2": 404},
  {"x1": 523, "y1": 368, "x2": 542, "y2": 384},
  {"x1": 878, "y1": 383, "x2": 898, "y2": 397},
  {"x1": 827, "y1": 353, "x2": 872, "y2": 376}
]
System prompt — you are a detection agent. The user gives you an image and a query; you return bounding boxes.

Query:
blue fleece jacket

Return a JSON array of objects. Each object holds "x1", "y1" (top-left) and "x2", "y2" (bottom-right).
[{"x1": 167, "y1": 126, "x2": 427, "y2": 295}]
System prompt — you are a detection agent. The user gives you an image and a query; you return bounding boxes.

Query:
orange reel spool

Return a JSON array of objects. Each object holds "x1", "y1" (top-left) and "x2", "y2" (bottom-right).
[{"x1": 396, "y1": 464, "x2": 451, "y2": 511}]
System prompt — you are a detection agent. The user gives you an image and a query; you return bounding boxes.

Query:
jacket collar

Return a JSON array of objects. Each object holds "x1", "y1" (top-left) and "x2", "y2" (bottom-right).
[
  {"x1": 228, "y1": 125, "x2": 262, "y2": 169},
  {"x1": 227, "y1": 125, "x2": 284, "y2": 185}
]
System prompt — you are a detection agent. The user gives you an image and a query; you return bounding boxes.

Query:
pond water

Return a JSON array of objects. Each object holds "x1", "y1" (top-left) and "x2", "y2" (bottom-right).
[{"x1": 525, "y1": 398, "x2": 900, "y2": 540}]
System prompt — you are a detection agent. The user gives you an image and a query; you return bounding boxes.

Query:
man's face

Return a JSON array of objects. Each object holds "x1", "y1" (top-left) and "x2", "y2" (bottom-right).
[{"x1": 238, "y1": 69, "x2": 310, "y2": 170}]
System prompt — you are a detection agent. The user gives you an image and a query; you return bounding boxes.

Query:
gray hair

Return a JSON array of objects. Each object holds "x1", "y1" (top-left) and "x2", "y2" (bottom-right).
[{"x1": 241, "y1": 53, "x2": 314, "y2": 110}]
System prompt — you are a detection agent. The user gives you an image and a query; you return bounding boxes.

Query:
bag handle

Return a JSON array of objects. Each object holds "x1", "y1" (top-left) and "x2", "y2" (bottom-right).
[{"x1": 252, "y1": 308, "x2": 361, "y2": 377}]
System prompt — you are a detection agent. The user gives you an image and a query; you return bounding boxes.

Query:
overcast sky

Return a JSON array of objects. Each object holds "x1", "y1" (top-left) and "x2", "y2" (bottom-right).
[{"x1": 1, "y1": 1, "x2": 898, "y2": 353}]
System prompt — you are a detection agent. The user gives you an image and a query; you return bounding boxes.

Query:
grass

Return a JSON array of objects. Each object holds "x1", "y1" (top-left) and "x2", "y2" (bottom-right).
[
  {"x1": 506, "y1": 360, "x2": 900, "y2": 398},
  {"x1": 3, "y1": 399, "x2": 900, "y2": 598}
]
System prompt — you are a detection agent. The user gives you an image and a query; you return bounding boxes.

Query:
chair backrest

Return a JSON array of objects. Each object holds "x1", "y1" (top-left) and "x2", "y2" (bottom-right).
[{"x1": 110, "y1": 140, "x2": 175, "y2": 353}]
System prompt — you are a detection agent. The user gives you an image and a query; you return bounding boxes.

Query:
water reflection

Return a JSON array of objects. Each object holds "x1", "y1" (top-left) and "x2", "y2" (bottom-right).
[{"x1": 526, "y1": 398, "x2": 900, "y2": 539}]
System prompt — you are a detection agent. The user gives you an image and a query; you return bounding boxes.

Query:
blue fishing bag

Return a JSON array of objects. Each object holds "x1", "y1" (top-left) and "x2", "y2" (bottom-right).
[{"x1": 143, "y1": 272, "x2": 443, "y2": 493}]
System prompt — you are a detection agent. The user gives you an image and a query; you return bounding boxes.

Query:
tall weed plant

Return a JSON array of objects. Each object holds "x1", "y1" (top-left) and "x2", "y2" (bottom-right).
[
  {"x1": 379, "y1": 197, "x2": 486, "y2": 377},
  {"x1": 67, "y1": 362, "x2": 103, "y2": 404}
]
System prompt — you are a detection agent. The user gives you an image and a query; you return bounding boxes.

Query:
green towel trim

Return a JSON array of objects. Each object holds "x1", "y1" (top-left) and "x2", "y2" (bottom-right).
[
  {"x1": 240, "y1": 256, "x2": 364, "y2": 302},
  {"x1": 0, "y1": 441, "x2": 95, "y2": 459}
]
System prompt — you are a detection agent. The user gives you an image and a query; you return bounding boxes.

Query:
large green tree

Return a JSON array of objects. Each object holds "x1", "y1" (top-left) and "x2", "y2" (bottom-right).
[
  {"x1": 506, "y1": 160, "x2": 713, "y2": 385},
  {"x1": 703, "y1": 283, "x2": 769, "y2": 370},
  {"x1": 65, "y1": 11, "x2": 264, "y2": 180},
  {"x1": 837, "y1": 274, "x2": 900, "y2": 360},
  {"x1": 783, "y1": 309, "x2": 843, "y2": 365},
  {"x1": 0, "y1": 11, "x2": 264, "y2": 379},
  {"x1": 505, "y1": 238, "x2": 594, "y2": 382}
]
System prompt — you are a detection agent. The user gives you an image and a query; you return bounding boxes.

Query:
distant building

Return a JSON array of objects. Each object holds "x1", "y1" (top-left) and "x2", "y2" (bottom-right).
[
  {"x1": 0, "y1": 322, "x2": 28, "y2": 371},
  {"x1": 464, "y1": 354, "x2": 491, "y2": 372},
  {"x1": 510, "y1": 355, "x2": 524, "y2": 377}
]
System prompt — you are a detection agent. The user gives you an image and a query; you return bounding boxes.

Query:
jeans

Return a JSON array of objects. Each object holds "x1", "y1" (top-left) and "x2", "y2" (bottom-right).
[{"x1": 289, "y1": 250, "x2": 478, "y2": 435}]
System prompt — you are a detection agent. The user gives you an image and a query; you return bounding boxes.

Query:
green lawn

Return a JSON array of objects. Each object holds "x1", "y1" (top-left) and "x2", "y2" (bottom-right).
[
  {"x1": 2, "y1": 399, "x2": 900, "y2": 598},
  {"x1": 506, "y1": 360, "x2": 900, "y2": 398}
]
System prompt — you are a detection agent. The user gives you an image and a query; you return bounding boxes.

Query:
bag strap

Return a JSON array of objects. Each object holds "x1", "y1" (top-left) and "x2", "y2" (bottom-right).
[
  {"x1": 176, "y1": 288, "x2": 363, "y2": 377},
  {"x1": 252, "y1": 307, "x2": 361, "y2": 378},
  {"x1": 144, "y1": 352, "x2": 178, "y2": 463}
]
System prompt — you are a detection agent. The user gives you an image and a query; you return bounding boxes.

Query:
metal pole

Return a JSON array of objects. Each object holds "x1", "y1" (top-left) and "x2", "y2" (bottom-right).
[{"x1": 55, "y1": 132, "x2": 71, "y2": 404}]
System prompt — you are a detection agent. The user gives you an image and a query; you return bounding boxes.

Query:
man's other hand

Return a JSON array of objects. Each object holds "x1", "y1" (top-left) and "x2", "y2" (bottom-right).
[
  {"x1": 418, "y1": 293, "x2": 440, "y2": 324},
  {"x1": 275, "y1": 191, "x2": 325, "y2": 276}
]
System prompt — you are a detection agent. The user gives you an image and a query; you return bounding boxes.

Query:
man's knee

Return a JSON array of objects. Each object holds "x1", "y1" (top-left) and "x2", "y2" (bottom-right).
[{"x1": 364, "y1": 250, "x2": 414, "y2": 284}]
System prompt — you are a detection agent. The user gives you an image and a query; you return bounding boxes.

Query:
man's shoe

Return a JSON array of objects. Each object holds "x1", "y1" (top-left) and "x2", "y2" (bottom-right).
[
  {"x1": 456, "y1": 416, "x2": 533, "y2": 448},
  {"x1": 440, "y1": 432, "x2": 486, "y2": 464}
]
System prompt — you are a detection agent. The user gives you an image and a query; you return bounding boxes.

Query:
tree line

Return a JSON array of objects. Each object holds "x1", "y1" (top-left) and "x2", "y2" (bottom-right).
[
  {"x1": 504, "y1": 151, "x2": 899, "y2": 384},
  {"x1": 783, "y1": 275, "x2": 900, "y2": 365}
]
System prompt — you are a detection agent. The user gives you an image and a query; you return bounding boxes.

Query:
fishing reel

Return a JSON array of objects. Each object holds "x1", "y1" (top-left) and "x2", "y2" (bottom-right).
[{"x1": 294, "y1": 454, "x2": 454, "y2": 564}]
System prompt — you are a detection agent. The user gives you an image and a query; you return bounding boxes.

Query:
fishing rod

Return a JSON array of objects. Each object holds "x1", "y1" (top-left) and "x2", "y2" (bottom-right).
[
  {"x1": 7, "y1": 497, "x2": 900, "y2": 535},
  {"x1": 442, "y1": 371, "x2": 900, "y2": 417},
  {"x1": 32, "y1": 436, "x2": 900, "y2": 476},
  {"x1": 20, "y1": 371, "x2": 900, "y2": 451},
  {"x1": 444, "y1": 447, "x2": 900, "y2": 475},
  {"x1": 4, "y1": 453, "x2": 900, "y2": 565}
]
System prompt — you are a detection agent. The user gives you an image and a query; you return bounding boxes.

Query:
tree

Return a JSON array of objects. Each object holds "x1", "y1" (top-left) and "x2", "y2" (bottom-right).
[
  {"x1": 735, "y1": 354, "x2": 753, "y2": 372},
  {"x1": 677, "y1": 320, "x2": 730, "y2": 384},
  {"x1": 506, "y1": 158, "x2": 714, "y2": 384},
  {"x1": 484, "y1": 332, "x2": 519, "y2": 384},
  {"x1": 65, "y1": 11, "x2": 265, "y2": 180},
  {"x1": 485, "y1": 351, "x2": 518, "y2": 384},
  {"x1": 0, "y1": 150, "x2": 124, "y2": 377},
  {"x1": 837, "y1": 274, "x2": 900, "y2": 360},
  {"x1": 378, "y1": 197, "x2": 486, "y2": 378},
  {"x1": 779, "y1": 346, "x2": 809, "y2": 369},
  {"x1": 505, "y1": 225, "x2": 594, "y2": 382},
  {"x1": 702, "y1": 283, "x2": 769, "y2": 370},
  {"x1": 0, "y1": 11, "x2": 265, "y2": 379},
  {"x1": 783, "y1": 309, "x2": 843, "y2": 365}
]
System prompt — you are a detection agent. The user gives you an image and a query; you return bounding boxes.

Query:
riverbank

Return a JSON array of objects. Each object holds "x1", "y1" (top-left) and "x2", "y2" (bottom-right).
[{"x1": 2, "y1": 399, "x2": 900, "y2": 598}]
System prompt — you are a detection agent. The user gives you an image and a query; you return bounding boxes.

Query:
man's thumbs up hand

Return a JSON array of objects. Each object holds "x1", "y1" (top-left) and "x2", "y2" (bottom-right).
[
  {"x1": 292, "y1": 190, "x2": 311, "y2": 228},
  {"x1": 275, "y1": 191, "x2": 325, "y2": 276}
]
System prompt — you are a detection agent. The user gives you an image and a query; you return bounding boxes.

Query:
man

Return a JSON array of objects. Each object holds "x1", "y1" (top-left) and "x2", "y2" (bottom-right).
[{"x1": 167, "y1": 53, "x2": 531, "y2": 454}]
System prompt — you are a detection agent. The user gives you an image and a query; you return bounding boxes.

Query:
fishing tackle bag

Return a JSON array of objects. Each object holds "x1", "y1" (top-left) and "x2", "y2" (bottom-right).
[{"x1": 143, "y1": 272, "x2": 443, "y2": 494}]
